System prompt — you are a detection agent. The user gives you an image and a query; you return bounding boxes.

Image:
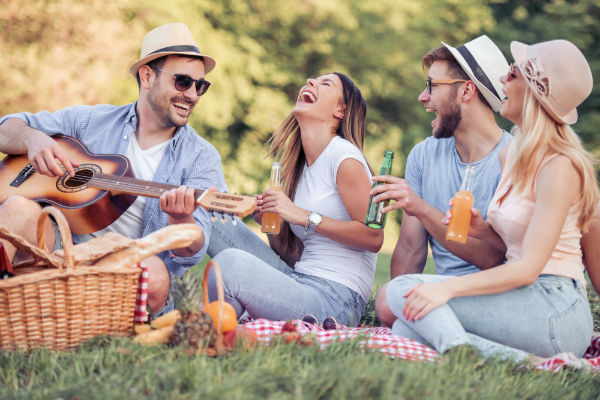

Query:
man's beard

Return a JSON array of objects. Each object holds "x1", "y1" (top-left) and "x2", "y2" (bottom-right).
[
  {"x1": 433, "y1": 97, "x2": 462, "y2": 139},
  {"x1": 147, "y1": 83, "x2": 189, "y2": 128}
]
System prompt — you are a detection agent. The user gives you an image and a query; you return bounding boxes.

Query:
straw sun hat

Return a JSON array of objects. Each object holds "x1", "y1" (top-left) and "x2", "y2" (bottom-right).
[
  {"x1": 129, "y1": 23, "x2": 216, "y2": 78},
  {"x1": 442, "y1": 35, "x2": 509, "y2": 112},
  {"x1": 510, "y1": 39, "x2": 593, "y2": 125}
]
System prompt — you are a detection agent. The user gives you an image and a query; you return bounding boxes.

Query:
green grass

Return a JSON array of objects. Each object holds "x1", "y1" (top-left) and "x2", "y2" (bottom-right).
[
  {"x1": 1, "y1": 334, "x2": 599, "y2": 399},
  {"x1": 1, "y1": 255, "x2": 598, "y2": 399}
]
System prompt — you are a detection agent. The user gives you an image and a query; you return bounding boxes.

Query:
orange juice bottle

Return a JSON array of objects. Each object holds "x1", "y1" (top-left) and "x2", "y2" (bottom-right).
[
  {"x1": 446, "y1": 165, "x2": 476, "y2": 244},
  {"x1": 261, "y1": 162, "x2": 282, "y2": 235}
]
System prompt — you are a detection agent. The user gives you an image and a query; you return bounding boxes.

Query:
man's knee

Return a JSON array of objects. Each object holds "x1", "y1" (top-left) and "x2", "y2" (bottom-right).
[
  {"x1": 144, "y1": 256, "x2": 170, "y2": 311},
  {"x1": 1, "y1": 195, "x2": 40, "y2": 215},
  {"x1": 375, "y1": 283, "x2": 397, "y2": 328}
]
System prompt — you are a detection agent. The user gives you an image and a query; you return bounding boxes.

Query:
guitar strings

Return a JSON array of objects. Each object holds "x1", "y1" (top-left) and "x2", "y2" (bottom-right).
[
  {"x1": 36, "y1": 168, "x2": 245, "y2": 206},
  {"x1": 26, "y1": 167, "x2": 244, "y2": 213},
  {"x1": 46, "y1": 166, "x2": 204, "y2": 196}
]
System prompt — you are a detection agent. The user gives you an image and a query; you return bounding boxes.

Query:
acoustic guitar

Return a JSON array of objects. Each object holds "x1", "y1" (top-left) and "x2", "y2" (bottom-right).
[{"x1": 0, "y1": 135, "x2": 256, "y2": 235}]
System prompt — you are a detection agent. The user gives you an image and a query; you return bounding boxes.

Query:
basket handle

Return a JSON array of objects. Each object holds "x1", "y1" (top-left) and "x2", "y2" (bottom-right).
[
  {"x1": 202, "y1": 260, "x2": 225, "y2": 335},
  {"x1": 36, "y1": 207, "x2": 74, "y2": 269}
]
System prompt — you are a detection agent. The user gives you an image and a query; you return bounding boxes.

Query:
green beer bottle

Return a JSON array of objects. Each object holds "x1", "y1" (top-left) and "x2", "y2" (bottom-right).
[{"x1": 365, "y1": 151, "x2": 394, "y2": 229}]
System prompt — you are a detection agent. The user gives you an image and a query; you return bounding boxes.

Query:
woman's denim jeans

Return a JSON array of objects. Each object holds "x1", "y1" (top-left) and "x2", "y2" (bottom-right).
[
  {"x1": 386, "y1": 274, "x2": 593, "y2": 361},
  {"x1": 206, "y1": 217, "x2": 366, "y2": 326}
]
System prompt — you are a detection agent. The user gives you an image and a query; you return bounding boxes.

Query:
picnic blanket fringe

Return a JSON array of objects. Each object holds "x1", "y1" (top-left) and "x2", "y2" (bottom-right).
[{"x1": 241, "y1": 318, "x2": 600, "y2": 373}]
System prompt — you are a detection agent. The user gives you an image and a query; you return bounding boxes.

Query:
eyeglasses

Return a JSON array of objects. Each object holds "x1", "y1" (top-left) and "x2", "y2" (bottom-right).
[
  {"x1": 426, "y1": 78, "x2": 467, "y2": 94},
  {"x1": 152, "y1": 68, "x2": 211, "y2": 96}
]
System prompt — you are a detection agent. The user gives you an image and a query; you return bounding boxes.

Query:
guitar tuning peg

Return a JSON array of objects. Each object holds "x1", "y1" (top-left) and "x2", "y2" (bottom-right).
[
  {"x1": 210, "y1": 210, "x2": 218, "y2": 222},
  {"x1": 228, "y1": 212, "x2": 236, "y2": 226}
]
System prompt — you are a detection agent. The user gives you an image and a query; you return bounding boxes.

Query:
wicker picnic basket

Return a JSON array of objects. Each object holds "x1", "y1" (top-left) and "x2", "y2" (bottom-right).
[{"x1": 0, "y1": 206, "x2": 203, "y2": 352}]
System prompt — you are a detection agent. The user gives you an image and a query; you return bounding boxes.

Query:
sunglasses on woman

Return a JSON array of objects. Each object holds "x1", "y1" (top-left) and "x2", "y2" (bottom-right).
[
  {"x1": 426, "y1": 78, "x2": 467, "y2": 94},
  {"x1": 506, "y1": 63, "x2": 519, "y2": 82},
  {"x1": 152, "y1": 68, "x2": 211, "y2": 96}
]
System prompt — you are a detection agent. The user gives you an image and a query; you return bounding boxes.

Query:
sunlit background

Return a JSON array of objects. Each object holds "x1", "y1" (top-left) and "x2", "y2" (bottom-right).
[{"x1": 1, "y1": 0, "x2": 599, "y2": 251}]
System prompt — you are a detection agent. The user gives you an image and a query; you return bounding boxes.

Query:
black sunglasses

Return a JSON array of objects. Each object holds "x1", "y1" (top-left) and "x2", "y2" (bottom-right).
[{"x1": 152, "y1": 68, "x2": 211, "y2": 96}]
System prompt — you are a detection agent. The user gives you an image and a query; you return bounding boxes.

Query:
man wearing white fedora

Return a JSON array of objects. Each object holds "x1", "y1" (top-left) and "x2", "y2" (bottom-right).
[
  {"x1": 370, "y1": 36, "x2": 514, "y2": 326},
  {"x1": 0, "y1": 23, "x2": 227, "y2": 316}
]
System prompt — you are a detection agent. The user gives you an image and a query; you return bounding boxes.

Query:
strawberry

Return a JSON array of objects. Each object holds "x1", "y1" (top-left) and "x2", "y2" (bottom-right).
[{"x1": 280, "y1": 320, "x2": 297, "y2": 334}]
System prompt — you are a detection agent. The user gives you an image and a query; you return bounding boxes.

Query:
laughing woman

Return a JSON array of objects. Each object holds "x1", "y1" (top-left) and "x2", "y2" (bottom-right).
[
  {"x1": 379, "y1": 40, "x2": 598, "y2": 364},
  {"x1": 206, "y1": 73, "x2": 383, "y2": 326}
]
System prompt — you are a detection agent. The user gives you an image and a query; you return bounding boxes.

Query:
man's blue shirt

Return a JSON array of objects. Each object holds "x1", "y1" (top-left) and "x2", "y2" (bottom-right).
[
  {"x1": 405, "y1": 131, "x2": 511, "y2": 276},
  {"x1": 0, "y1": 102, "x2": 228, "y2": 277}
]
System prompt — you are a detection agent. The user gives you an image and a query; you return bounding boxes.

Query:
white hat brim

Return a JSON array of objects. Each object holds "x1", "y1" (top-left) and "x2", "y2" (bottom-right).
[
  {"x1": 129, "y1": 52, "x2": 216, "y2": 78},
  {"x1": 442, "y1": 41, "x2": 503, "y2": 112}
]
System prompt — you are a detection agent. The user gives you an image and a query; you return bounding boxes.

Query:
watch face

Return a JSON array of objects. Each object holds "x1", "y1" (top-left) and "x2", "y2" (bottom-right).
[{"x1": 309, "y1": 213, "x2": 322, "y2": 224}]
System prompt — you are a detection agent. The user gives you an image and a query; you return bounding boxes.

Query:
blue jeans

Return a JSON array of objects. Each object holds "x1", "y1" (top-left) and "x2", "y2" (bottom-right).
[
  {"x1": 207, "y1": 217, "x2": 366, "y2": 326},
  {"x1": 386, "y1": 274, "x2": 593, "y2": 361}
]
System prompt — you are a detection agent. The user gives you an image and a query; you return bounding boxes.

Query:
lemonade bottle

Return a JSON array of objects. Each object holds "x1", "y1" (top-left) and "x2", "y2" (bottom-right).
[
  {"x1": 261, "y1": 162, "x2": 282, "y2": 235},
  {"x1": 446, "y1": 165, "x2": 476, "y2": 244}
]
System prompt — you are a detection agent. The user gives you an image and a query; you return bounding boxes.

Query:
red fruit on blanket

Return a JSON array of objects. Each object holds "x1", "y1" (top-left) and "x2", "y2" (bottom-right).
[
  {"x1": 223, "y1": 326, "x2": 258, "y2": 350},
  {"x1": 300, "y1": 332, "x2": 319, "y2": 347},
  {"x1": 281, "y1": 320, "x2": 297, "y2": 334},
  {"x1": 281, "y1": 332, "x2": 303, "y2": 344}
]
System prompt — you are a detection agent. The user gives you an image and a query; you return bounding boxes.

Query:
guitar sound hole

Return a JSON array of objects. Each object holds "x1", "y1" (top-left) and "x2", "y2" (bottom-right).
[{"x1": 64, "y1": 169, "x2": 94, "y2": 188}]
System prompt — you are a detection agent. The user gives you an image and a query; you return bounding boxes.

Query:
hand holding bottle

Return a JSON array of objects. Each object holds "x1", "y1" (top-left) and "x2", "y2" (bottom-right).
[
  {"x1": 445, "y1": 166, "x2": 476, "y2": 244},
  {"x1": 442, "y1": 198, "x2": 507, "y2": 252},
  {"x1": 261, "y1": 188, "x2": 307, "y2": 226},
  {"x1": 369, "y1": 175, "x2": 424, "y2": 216},
  {"x1": 442, "y1": 198, "x2": 488, "y2": 240}
]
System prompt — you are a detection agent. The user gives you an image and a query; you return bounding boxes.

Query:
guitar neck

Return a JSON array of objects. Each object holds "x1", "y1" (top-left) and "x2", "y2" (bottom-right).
[{"x1": 87, "y1": 173, "x2": 205, "y2": 201}]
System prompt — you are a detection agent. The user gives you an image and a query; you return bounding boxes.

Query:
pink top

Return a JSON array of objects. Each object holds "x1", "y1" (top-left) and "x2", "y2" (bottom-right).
[{"x1": 487, "y1": 145, "x2": 586, "y2": 288}]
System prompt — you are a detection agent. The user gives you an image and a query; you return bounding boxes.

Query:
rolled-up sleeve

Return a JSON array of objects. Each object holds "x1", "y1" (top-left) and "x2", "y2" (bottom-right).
[{"x1": 0, "y1": 106, "x2": 93, "y2": 139}]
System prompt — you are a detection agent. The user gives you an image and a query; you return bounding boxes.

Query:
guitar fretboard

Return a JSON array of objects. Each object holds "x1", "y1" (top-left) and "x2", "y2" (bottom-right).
[{"x1": 86, "y1": 173, "x2": 205, "y2": 200}]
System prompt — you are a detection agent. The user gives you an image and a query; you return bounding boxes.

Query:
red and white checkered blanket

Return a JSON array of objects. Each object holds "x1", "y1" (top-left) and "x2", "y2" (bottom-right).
[
  {"x1": 241, "y1": 318, "x2": 600, "y2": 373},
  {"x1": 133, "y1": 266, "x2": 599, "y2": 372}
]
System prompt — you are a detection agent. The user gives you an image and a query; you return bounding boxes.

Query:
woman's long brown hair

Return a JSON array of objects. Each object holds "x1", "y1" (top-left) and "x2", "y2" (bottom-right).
[{"x1": 265, "y1": 72, "x2": 372, "y2": 255}]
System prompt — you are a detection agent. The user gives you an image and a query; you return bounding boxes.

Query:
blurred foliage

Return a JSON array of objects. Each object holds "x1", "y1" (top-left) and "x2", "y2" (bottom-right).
[{"x1": 1, "y1": 0, "x2": 599, "y2": 250}]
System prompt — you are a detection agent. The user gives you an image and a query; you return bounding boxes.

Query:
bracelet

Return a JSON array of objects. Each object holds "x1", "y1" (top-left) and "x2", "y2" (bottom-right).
[{"x1": 304, "y1": 211, "x2": 312, "y2": 235}]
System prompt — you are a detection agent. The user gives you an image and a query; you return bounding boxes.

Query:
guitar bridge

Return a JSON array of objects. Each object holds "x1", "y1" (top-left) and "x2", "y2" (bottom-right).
[{"x1": 10, "y1": 164, "x2": 35, "y2": 187}]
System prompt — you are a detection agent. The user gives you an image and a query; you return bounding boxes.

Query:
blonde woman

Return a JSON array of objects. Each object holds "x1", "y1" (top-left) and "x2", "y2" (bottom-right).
[
  {"x1": 379, "y1": 40, "x2": 598, "y2": 363},
  {"x1": 207, "y1": 73, "x2": 383, "y2": 326}
]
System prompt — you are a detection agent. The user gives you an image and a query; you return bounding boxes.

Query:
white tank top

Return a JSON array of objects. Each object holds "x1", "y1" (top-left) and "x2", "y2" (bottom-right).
[{"x1": 290, "y1": 136, "x2": 377, "y2": 302}]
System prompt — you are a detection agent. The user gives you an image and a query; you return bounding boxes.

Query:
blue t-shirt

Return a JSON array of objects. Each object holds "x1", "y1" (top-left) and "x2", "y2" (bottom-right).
[{"x1": 405, "y1": 131, "x2": 512, "y2": 276}]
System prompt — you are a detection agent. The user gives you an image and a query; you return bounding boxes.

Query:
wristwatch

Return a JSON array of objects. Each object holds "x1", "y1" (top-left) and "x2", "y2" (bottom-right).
[{"x1": 305, "y1": 211, "x2": 322, "y2": 235}]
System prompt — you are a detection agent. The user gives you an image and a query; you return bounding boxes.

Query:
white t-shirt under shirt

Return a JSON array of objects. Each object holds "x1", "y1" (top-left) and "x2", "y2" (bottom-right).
[
  {"x1": 78, "y1": 133, "x2": 172, "y2": 241},
  {"x1": 290, "y1": 136, "x2": 377, "y2": 302}
]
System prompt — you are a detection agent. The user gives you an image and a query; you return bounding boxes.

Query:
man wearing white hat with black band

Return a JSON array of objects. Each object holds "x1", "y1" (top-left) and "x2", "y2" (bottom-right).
[
  {"x1": 372, "y1": 35, "x2": 513, "y2": 326},
  {"x1": 0, "y1": 23, "x2": 227, "y2": 317}
]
